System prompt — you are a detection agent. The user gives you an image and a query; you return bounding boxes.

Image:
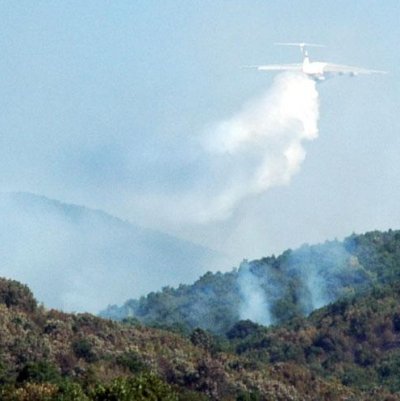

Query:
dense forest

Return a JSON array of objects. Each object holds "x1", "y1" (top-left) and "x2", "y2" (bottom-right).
[
  {"x1": 101, "y1": 230, "x2": 400, "y2": 334},
  {"x1": 2, "y1": 229, "x2": 400, "y2": 400}
]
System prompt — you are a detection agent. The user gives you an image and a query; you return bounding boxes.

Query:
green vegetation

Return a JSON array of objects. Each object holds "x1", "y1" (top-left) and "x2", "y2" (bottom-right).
[
  {"x1": 0, "y1": 278, "x2": 37, "y2": 312},
  {"x1": 2, "y1": 229, "x2": 400, "y2": 399},
  {"x1": 91, "y1": 374, "x2": 178, "y2": 401},
  {"x1": 102, "y1": 231, "x2": 400, "y2": 334},
  {"x1": 0, "y1": 374, "x2": 178, "y2": 401}
]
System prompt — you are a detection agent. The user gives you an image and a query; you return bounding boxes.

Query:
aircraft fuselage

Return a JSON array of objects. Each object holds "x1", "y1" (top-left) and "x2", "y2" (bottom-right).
[{"x1": 302, "y1": 57, "x2": 327, "y2": 81}]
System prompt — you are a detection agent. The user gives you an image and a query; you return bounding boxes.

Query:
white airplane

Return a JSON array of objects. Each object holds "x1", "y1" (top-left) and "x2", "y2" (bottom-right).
[{"x1": 249, "y1": 43, "x2": 387, "y2": 81}]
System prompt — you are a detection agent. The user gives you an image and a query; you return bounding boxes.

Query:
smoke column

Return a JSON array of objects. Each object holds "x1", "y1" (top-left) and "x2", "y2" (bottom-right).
[
  {"x1": 238, "y1": 260, "x2": 272, "y2": 325},
  {"x1": 199, "y1": 72, "x2": 320, "y2": 322},
  {"x1": 197, "y1": 72, "x2": 319, "y2": 222}
]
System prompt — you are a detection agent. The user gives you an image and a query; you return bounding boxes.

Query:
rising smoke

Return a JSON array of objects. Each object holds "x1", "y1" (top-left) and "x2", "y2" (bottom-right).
[
  {"x1": 0, "y1": 72, "x2": 321, "y2": 315},
  {"x1": 238, "y1": 260, "x2": 272, "y2": 325},
  {"x1": 216, "y1": 73, "x2": 320, "y2": 324},
  {"x1": 130, "y1": 72, "x2": 322, "y2": 321}
]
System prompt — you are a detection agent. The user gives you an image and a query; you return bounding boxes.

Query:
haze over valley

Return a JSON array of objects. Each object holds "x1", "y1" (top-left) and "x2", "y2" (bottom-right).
[{"x1": 0, "y1": 192, "x2": 221, "y2": 312}]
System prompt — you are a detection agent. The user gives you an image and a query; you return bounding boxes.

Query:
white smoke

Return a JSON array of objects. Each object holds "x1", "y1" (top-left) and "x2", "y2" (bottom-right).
[
  {"x1": 238, "y1": 260, "x2": 272, "y2": 325},
  {"x1": 191, "y1": 72, "x2": 320, "y2": 223},
  {"x1": 189, "y1": 72, "x2": 322, "y2": 319}
]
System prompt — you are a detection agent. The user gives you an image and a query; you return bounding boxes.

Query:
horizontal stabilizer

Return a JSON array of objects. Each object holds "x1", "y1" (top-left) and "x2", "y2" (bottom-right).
[{"x1": 274, "y1": 42, "x2": 325, "y2": 48}]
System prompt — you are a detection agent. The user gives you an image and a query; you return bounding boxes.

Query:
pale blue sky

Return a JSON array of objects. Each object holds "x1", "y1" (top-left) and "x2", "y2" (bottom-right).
[{"x1": 0, "y1": 1, "x2": 399, "y2": 263}]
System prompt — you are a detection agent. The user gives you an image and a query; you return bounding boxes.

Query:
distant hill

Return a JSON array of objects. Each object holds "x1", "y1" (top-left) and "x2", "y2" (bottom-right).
[
  {"x1": 101, "y1": 230, "x2": 400, "y2": 334},
  {"x1": 0, "y1": 192, "x2": 221, "y2": 313}
]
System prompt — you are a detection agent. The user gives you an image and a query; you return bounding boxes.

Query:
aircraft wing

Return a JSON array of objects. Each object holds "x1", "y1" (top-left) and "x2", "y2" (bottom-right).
[
  {"x1": 322, "y1": 63, "x2": 387, "y2": 75},
  {"x1": 245, "y1": 63, "x2": 303, "y2": 72}
]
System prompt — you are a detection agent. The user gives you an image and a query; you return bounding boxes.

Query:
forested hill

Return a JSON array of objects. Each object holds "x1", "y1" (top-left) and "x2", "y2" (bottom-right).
[
  {"x1": 101, "y1": 229, "x2": 400, "y2": 334},
  {"x1": 2, "y1": 255, "x2": 400, "y2": 399}
]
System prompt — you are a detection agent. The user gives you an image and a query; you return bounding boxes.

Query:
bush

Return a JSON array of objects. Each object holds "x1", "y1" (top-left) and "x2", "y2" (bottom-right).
[
  {"x1": 16, "y1": 362, "x2": 61, "y2": 384},
  {"x1": 0, "y1": 279, "x2": 37, "y2": 312},
  {"x1": 72, "y1": 339, "x2": 97, "y2": 363},
  {"x1": 190, "y1": 329, "x2": 213, "y2": 351},
  {"x1": 177, "y1": 389, "x2": 209, "y2": 401},
  {"x1": 92, "y1": 374, "x2": 178, "y2": 401},
  {"x1": 0, "y1": 381, "x2": 88, "y2": 401},
  {"x1": 116, "y1": 352, "x2": 147, "y2": 374},
  {"x1": 0, "y1": 382, "x2": 58, "y2": 401},
  {"x1": 236, "y1": 390, "x2": 261, "y2": 401},
  {"x1": 378, "y1": 352, "x2": 400, "y2": 392},
  {"x1": 341, "y1": 366, "x2": 377, "y2": 391},
  {"x1": 56, "y1": 381, "x2": 89, "y2": 401},
  {"x1": 226, "y1": 320, "x2": 263, "y2": 340}
]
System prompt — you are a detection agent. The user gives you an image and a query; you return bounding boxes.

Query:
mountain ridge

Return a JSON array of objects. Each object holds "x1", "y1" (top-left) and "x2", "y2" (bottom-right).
[
  {"x1": 101, "y1": 229, "x2": 400, "y2": 334},
  {"x1": 0, "y1": 191, "x2": 222, "y2": 313},
  {"x1": 1, "y1": 238, "x2": 400, "y2": 399}
]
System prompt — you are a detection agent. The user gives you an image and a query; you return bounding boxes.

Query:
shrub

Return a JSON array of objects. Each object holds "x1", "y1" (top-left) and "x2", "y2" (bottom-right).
[
  {"x1": 116, "y1": 352, "x2": 147, "y2": 374},
  {"x1": 226, "y1": 320, "x2": 263, "y2": 340},
  {"x1": 0, "y1": 382, "x2": 58, "y2": 401},
  {"x1": 91, "y1": 374, "x2": 178, "y2": 401},
  {"x1": 0, "y1": 279, "x2": 37, "y2": 312},
  {"x1": 16, "y1": 362, "x2": 61, "y2": 384},
  {"x1": 190, "y1": 329, "x2": 213, "y2": 351},
  {"x1": 236, "y1": 390, "x2": 261, "y2": 401},
  {"x1": 72, "y1": 339, "x2": 97, "y2": 363},
  {"x1": 56, "y1": 381, "x2": 89, "y2": 401}
]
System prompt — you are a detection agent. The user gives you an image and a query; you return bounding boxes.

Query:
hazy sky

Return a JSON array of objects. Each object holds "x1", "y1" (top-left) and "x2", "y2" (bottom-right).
[{"x1": 0, "y1": 1, "x2": 399, "y2": 265}]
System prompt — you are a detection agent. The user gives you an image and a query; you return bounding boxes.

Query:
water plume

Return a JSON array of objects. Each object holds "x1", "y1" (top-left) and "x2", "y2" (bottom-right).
[
  {"x1": 197, "y1": 72, "x2": 320, "y2": 222},
  {"x1": 130, "y1": 72, "x2": 320, "y2": 227}
]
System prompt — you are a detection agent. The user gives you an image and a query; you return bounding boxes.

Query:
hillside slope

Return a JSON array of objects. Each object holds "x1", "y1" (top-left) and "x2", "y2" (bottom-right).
[
  {"x1": 229, "y1": 281, "x2": 400, "y2": 395},
  {"x1": 102, "y1": 230, "x2": 400, "y2": 333},
  {"x1": 0, "y1": 277, "x2": 399, "y2": 400}
]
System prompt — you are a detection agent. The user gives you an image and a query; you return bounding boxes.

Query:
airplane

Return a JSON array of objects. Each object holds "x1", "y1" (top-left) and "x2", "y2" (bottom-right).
[{"x1": 247, "y1": 42, "x2": 387, "y2": 81}]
